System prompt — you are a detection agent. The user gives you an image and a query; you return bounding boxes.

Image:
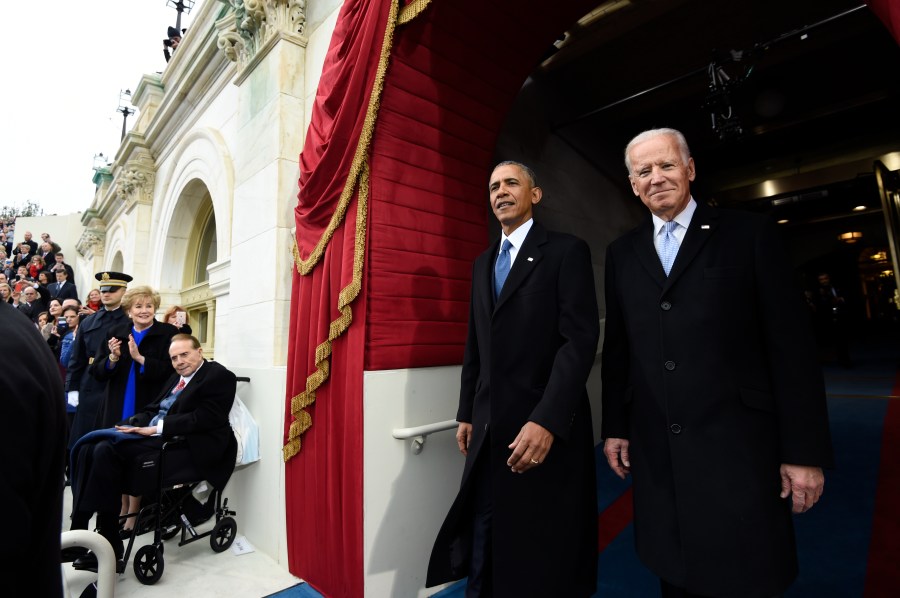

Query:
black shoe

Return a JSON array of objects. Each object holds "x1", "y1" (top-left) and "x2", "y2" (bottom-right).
[
  {"x1": 61, "y1": 546, "x2": 89, "y2": 562},
  {"x1": 119, "y1": 527, "x2": 134, "y2": 540},
  {"x1": 72, "y1": 552, "x2": 125, "y2": 574}
]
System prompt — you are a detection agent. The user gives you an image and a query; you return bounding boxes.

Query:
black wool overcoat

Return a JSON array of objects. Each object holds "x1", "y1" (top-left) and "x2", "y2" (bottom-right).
[
  {"x1": 601, "y1": 202, "x2": 833, "y2": 597},
  {"x1": 428, "y1": 222, "x2": 600, "y2": 597}
]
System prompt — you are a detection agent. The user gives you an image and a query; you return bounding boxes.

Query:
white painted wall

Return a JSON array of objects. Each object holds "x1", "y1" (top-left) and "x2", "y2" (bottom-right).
[
  {"x1": 224, "y1": 364, "x2": 290, "y2": 564},
  {"x1": 14, "y1": 213, "x2": 87, "y2": 291},
  {"x1": 363, "y1": 366, "x2": 465, "y2": 598}
]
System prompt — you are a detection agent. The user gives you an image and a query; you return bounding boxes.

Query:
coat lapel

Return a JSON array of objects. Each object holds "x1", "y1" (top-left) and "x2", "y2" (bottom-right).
[
  {"x1": 494, "y1": 222, "x2": 545, "y2": 312},
  {"x1": 664, "y1": 202, "x2": 719, "y2": 289},
  {"x1": 476, "y1": 239, "x2": 499, "y2": 316},
  {"x1": 631, "y1": 217, "x2": 667, "y2": 288}
]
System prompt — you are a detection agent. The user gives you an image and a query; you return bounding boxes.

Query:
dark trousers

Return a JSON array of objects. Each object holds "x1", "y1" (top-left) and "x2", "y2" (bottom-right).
[
  {"x1": 71, "y1": 436, "x2": 165, "y2": 514},
  {"x1": 70, "y1": 436, "x2": 166, "y2": 557},
  {"x1": 660, "y1": 580, "x2": 782, "y2": 598},
  {"x1": 467, "y1": 446, "x2": 493, "y2": 598}
]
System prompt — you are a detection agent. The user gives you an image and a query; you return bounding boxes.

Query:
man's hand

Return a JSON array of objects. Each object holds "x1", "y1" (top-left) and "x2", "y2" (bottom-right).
[
  {"x1": 507, "y1": 422, "x2": 553, "y2": 473},
  {"x1": 115, "y1": 425, "x2": 157, "y2": 437},
  {"x1": 780, "y1": 463, "x2": 824, "y2": 513},
  {"x1": 603, "y1": 437, "x2": 631, "y2": 479},
  {"x1": 456, "y1": 422, "x2": 472, "y2": 456}
]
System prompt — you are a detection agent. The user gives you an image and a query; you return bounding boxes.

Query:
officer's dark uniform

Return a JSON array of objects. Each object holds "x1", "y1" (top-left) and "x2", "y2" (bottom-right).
[{"x1": 65, "y1": 271, "x2": 132, "y2": 448}]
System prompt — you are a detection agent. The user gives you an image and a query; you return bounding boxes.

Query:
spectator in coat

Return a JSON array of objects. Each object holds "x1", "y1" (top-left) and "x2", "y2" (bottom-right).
[{"x1": 49, "y1": 268, "x2": 78, "y2": 301}]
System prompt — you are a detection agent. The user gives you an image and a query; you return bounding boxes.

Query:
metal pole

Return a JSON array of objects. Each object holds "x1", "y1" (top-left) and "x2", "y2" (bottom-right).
[{"x1": 175, "y1": 1, "x2": 183, "y2": 31}]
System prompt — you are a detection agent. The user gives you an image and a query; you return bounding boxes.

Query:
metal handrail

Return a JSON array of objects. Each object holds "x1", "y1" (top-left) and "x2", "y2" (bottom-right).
[
  {"x1": 61, "y1": 530, "x2": 116, "y2": 598},
  {"x1": 392, "y1": 419, "x2": 457, "y2": 454}
]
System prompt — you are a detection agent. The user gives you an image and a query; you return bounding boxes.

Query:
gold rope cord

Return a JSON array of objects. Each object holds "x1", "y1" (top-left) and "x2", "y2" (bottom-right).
[{"x1": 285, "y1": 0, "x2": 436, "y2": 461}]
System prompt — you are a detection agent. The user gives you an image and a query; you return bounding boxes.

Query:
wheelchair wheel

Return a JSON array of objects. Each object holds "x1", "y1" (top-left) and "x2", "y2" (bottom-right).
[
  {"x1": 161, "y1": 522, "x2": 182, "y2": 541},
  {"x1": 210, "y1": 516, "x2": 237, "y2": 553},
  {"x1": 134, "y1": 544, "x2": 165, "y2": 585}
]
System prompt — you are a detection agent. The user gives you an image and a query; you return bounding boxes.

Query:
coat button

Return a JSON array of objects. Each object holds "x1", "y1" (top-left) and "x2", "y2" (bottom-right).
[
  {"x1": 670, "y1": 423, "x2": 682, "y2": 434},
  {"x1": 661, "y1": 301, "x2": 672, "y2": 310},
  {"x1": 664, "y1": 360, "x2": 676, "y2": 371}
]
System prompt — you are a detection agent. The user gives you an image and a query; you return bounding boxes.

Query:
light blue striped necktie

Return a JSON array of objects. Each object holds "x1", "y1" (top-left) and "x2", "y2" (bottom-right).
[
  {"x1": 494, "y1": 239, "x2": 512, "y2": 299},
  {"x1": 659, "y1": 220, "x2": 679, "y2": 276}
]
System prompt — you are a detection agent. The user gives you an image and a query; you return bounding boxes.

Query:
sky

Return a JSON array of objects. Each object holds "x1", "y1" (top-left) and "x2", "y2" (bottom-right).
[{"x1": 0, "y1": 1, "x2": 197, "y2": 217}]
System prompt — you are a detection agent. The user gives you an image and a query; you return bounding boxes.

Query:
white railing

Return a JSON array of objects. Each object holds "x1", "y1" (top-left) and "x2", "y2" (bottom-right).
[
  {"x1": 392, "y1": 419, "x2": 457, "y2": 454},
  {"x1": 61, "y1": 530, "x2": 116, "y2": 598}
]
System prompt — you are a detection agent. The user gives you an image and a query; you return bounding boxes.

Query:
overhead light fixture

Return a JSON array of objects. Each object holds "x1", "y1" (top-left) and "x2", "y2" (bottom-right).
[
  {"x1": 777, "y1": 219, "x2": 789, "y2": 224},
  {"x1": 838, "y1": 231, "x2": 863, "y2": 243},
  {"x1": 852, "y1": 205, "x2": 867, "y2": 212}
]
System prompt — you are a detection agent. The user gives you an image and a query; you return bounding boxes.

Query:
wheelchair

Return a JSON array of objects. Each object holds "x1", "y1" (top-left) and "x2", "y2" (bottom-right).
[{"x1": 118, "y1": 436, "x2": 238, "y2": 585}]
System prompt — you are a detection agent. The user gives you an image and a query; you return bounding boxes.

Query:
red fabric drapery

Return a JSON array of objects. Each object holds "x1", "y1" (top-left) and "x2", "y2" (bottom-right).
[
  {"x1": 868, "y1": 0, "x2": 900, "y2": 45},
  {"x1": 284, "y1": 0, "x2": 396, "y2": 594},
  {"x1": 285, "y1": 0, "x2": 597, "y2": 595}
]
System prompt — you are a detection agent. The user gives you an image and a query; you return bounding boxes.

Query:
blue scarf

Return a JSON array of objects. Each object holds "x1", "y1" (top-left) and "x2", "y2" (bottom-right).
[{"x1": 121, "y1": 325, "x2": 151, "y2": 419}]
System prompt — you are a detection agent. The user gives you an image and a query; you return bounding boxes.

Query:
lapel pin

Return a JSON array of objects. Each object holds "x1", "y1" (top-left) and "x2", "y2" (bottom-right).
[
  {"x1": 527, "y1": 257, "x2": 534, "y2": 262},
  {"x1": 701, "y1": 224, "x2": 710, "y2": 229}
]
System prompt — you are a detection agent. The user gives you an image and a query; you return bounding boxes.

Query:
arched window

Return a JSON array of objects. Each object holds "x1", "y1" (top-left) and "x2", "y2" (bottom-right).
[
  {"x1": 168, "y1": 182, "x2": 219, "y2": 355},
  {"x1": 194, "y1": 211, "x2": 217, "y2": 284},
  {"x1": 111, "y1": 251, "x2": 124, "y2": 273}
]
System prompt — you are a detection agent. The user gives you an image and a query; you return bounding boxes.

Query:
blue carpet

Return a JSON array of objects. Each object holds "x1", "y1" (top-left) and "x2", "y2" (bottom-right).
[{"x1": 264, "y1": 582, "x2": 324, "y2": 598}]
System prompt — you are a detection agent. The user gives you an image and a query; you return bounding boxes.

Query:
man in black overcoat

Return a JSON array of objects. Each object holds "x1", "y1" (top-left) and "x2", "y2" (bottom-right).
[
  {"x1": 601, "y1": 128, "x2": 833, "y2": 597},
  {"x1": 70, "y1": 334, "x2": 237, "y2": 570},
  {"x1": 0, "y1": 302, "x2": 66, "y2": 596},
  {"x1": 427, "y1": 162, "x2": 600, "y2": 597}
]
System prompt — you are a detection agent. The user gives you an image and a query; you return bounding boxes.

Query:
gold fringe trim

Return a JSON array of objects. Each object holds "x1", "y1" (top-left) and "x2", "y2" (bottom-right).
[
  {"x1": 283, "y1": 0, "x2": 398, "y2": 461},
  {"x1": 398, "y1": 0, "x2": 432, "y2": 25}
]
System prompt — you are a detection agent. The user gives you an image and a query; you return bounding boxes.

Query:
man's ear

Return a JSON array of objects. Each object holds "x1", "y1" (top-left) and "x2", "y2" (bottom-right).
[
  {"x1": 531, "y1": 186, "x2": 543, "y2": 206},
  {"x1": 629, "y1": 176, "x2": 640, "y2": 196}
]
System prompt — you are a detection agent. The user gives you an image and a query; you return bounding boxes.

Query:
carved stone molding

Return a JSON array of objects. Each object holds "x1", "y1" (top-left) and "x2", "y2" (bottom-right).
[
  {"x1": 115, "y1": 168, "x2": 156, "y2": 203},
  {"x1": 76, "y1": 226, "x2": 107, "y2": 259},
  {"x1": 216, "y1": 0, "x2": 306, "y2": 68},
  {"x1": 113, "y1": 147, "x2": 157, "y2": 210}
]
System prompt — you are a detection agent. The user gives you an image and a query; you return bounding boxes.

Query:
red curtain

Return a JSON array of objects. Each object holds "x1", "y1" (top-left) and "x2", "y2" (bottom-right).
[
  {"x1": 868, "y1": 0, "x2": 900, "y2": 45},
  {"x1": 284, "y1": 0, "x2": 395, "y2": 595},
  {"x1": 285, "y1": 1, "x2": 596, "y2": 596},
  {"x1": 365, "y1": 0, "x2": 598, "y2": 370}
]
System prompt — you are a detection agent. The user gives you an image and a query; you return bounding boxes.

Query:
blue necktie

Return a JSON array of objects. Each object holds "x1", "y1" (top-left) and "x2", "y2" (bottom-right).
[
  {"x1": 494, "y1": 239, "x2": 512, "y2": 300},
  {"x1": 659, "y1": 221, "x2": 679, "y2": 276}
]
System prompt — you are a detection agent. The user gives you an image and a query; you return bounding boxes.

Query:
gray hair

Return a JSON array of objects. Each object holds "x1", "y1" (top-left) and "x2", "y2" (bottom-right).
[
  {"x1": 492, "y1": 160, "x2": 538, "y2": 188},
  {"x1": 624, "y1": 128, "x2": 691, "y2": 173}
]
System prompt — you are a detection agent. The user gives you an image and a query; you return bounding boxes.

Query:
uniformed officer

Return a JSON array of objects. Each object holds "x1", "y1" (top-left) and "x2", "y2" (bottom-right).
[{"x1": 65, "y1": 271, "x2": 133, "y2": 448}]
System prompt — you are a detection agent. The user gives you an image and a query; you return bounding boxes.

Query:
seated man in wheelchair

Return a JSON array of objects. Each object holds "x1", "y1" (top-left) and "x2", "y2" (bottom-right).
[{"x1": 69, "y1": 334, "x2": 237, "y2": 572}]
